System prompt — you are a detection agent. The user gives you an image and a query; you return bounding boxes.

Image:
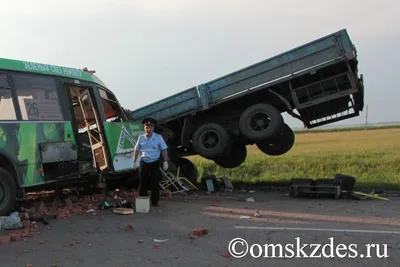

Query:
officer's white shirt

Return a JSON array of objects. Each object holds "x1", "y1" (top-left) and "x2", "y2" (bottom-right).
[{"x1": 134, "y1": 132, "x2": 168, "y2": 163}]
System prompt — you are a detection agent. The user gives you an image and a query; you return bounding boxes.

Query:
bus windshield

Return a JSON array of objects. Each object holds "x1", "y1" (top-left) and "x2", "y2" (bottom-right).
[{"x1": 98, "y1": 88, "x2": 129, "y2": 123}]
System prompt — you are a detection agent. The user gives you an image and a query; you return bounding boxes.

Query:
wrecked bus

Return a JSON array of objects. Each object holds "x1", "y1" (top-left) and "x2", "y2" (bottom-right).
[{"x1": 0, "y1": 58, "x2": 145, "y2": 215}]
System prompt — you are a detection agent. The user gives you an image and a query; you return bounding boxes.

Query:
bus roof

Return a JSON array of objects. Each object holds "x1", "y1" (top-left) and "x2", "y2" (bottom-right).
[{"x1": 0, "y1": 57, "x2": 107, "y2": 88}]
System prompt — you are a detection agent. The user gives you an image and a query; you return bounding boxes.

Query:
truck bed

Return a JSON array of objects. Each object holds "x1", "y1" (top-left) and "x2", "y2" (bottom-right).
[{"x1": 129, "y1": 29, "x2": 358, "y2": 125}]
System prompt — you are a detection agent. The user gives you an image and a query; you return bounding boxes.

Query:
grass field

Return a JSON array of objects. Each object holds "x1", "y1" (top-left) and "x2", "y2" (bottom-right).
[{"x1": 188, "y1": 126, "x2": 400, "y2": 190}]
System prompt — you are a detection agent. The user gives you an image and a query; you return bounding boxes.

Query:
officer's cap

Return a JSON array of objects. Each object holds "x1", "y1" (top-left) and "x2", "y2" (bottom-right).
[{"x1": 142, "y1": 117, "x2": 157, "y2": 127}]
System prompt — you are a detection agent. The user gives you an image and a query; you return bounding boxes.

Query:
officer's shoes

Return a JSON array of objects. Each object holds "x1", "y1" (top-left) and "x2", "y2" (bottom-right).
[{"x1": 152, "y1": 203, "x2": 159, "y2": 207}]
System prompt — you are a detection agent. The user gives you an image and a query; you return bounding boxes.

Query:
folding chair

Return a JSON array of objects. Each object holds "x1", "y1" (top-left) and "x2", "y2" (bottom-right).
[{"x1": 159, "y1": 166, "x2": 198, "y2": 195}]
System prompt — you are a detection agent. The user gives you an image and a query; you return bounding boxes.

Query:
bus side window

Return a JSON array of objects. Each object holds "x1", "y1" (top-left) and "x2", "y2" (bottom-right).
[
  {"x1": 98, "y1": 88, "x2": 126, "y2": 122},
  {"x1": 0, "y1": 73, "x2": 17, "y2": 120},
  {"x1": 12, "y1": 73, "x2": 64, "y2": 121}
]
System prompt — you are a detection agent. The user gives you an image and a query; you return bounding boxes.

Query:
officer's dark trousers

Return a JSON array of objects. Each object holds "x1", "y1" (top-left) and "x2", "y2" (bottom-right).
[{"x1": 138, "y1": 159, "x2": 161, "y2": 205}]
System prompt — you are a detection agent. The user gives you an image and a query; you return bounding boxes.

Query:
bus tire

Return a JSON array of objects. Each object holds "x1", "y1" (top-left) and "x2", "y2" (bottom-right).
[
  {"x1": 239, "y1": 104, "x2": 284, "y2": 141},
  {"x1": 192, "y1": 123, "x2": 230, "y2": 159},
  {"x1": 0, "y1": 167, "x2": 17, "y2": 216}
]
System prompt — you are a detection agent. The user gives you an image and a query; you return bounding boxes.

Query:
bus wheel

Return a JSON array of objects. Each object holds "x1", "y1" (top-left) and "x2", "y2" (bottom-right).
[{"x1": 0, "y1": 167, "x2": 17, "y2": 216}]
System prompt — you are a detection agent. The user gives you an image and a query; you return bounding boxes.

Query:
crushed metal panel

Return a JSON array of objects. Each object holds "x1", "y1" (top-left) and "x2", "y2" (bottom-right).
[{"x1": 39, "y1": 142, "x2": 78, "y2": 163}]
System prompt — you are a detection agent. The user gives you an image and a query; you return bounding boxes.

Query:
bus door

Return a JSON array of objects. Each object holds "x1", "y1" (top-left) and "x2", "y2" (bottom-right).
[
  {"x1": 68, "y1": 86, "x2": 109, "y2": 171},
  {"x1": 78, "y1": 90, "x2": 109, "y2": 171}
]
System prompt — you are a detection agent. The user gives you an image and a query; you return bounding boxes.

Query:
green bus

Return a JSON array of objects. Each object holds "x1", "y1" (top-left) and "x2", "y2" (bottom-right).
[{"x1": 0, "y1": 57, "x2": 145, "y2": 215}]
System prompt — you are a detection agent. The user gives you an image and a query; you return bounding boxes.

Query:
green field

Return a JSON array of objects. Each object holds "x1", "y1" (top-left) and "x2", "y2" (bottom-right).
[{"x1": 188, "y1": 126, "x2": 400, "y2": 190}]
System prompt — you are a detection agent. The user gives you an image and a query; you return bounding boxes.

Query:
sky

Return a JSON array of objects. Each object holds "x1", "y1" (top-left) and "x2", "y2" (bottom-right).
[{"x1": 1, "y1": 0, "x2": 399, "y2": 129}]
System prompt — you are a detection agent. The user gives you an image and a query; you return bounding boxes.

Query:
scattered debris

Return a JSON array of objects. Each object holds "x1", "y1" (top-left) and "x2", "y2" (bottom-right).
[
  {"x1": 221, "y1": 251, "x2": 233, "y2": 258},
  {"x1": 113, "y1": 208, "x2": 134, "y2": 215},
  {"x1": 253, "y1": 210, "x2": 261, "y2": 217},
  {"x1": 200, "y1": 174, "x2": 233, "y2": 193},
  {"x1": 125, "y1": 224, "x2": 134, "y2": 231},
  {"x1": 0, "y1": 212, "x2": 23, "y2": 230},
  {"x1": 192, "y1": 227, "x2": 208, "y2": 236},
  {"x1": 154, "y1": 238, "x2": 169, "y2": 243},
  {"x1": 221, "y1": 177, "x2": 234, "y2": 191},
  {"x1": 0, "y1": 234, "x2": 11, "y2": 244},
  {"x1": 160, "y1": 190, "x2": 172, "y2": 200},
  {"x1": 245, "y1": 197, "x2": 255, "y2": 203}
]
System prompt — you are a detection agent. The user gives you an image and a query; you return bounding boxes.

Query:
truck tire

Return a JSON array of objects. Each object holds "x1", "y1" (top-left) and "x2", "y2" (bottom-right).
[
  {"x1": 256, "y1": 123, "x2": 295, "y2": 156},
  {"x1": 192, "y1": 123, "x2": 230, "y2": 159},
  {"x1": 167, "y1": 158, "x2": 199, "y2": 184},
  {"x1": 0, "y1": 167, "x2": 17, "y2": 216},
  {"x1": 239, "y1": 103, "x2": 284, "y2": 141},
  {"x1": 334, "y1": 174, "x2": 356, "y2": 192},
  {"x1": 177, "y1": 158, "x2": 199, "y2": 184},
  {"x1": 213, "y1": 144, "x2": 247, "y2": 169}
]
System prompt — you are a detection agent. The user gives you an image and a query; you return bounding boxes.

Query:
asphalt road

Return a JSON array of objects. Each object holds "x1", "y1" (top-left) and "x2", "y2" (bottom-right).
[{"x1": 1, "y1": 189, "x2": 400, "y2": 267}]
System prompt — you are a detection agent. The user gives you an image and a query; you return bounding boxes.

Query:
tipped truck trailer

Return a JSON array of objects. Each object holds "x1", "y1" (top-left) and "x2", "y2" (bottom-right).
[
  {"x1": 0, "y1": 59, "x2": 147, "y2": 215},
  {"x1": 129, "y1": 29, "x2": 365, "y2": 170}
]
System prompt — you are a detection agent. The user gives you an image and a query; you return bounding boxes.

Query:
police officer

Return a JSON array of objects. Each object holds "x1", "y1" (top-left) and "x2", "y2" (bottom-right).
[{"x1": 132, "y1": 117, "x2": 168, "y2": 207}]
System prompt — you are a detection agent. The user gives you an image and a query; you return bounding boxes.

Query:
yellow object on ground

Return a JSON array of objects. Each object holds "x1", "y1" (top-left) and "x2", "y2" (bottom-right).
[{"x1": 353, "y1": 191, "x2": 389, "y2": 201}]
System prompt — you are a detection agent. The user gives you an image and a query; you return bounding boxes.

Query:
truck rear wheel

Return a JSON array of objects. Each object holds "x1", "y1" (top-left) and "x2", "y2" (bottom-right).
[
  {"x1": 213, "y1": 144, "x2": 247, "y2": 169},
  {"x1": 168, "y1": 158, "x2": 199, "y2": 184},
  {"x1": 239, "y1": 103, "x2": 284, "y2": 141},
  {"x1": 177, "y1": 158, "x2": 199, "y2": 184},
  {"x1": 0, "y1": 167, "x2": 17, "y2": 216},
  {"x1": 192, "y1": 123, "x2": 230, "y2": 159},
  {"x1": 256, "y1": 123, "x2": 295, "y2": 156}
]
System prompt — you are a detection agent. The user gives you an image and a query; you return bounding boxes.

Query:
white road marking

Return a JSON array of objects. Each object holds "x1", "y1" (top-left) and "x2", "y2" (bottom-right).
[{"x1": 234, "y1": 226, "x2": 400, "y2": 234}]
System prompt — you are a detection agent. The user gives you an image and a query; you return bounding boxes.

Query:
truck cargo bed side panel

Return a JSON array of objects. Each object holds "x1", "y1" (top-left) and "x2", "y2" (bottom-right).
[
  {"x1": 205, "y1": 30, "x2": 355, "y2": 105},
  {"x1": 129, "y1": 87, "x2": 200, "y2": 122}
]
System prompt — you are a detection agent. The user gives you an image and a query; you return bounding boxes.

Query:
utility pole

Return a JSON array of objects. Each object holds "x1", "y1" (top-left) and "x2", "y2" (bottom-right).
[{"x1": 364, "y1": 104, "x2": 368, "y2": 130}]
